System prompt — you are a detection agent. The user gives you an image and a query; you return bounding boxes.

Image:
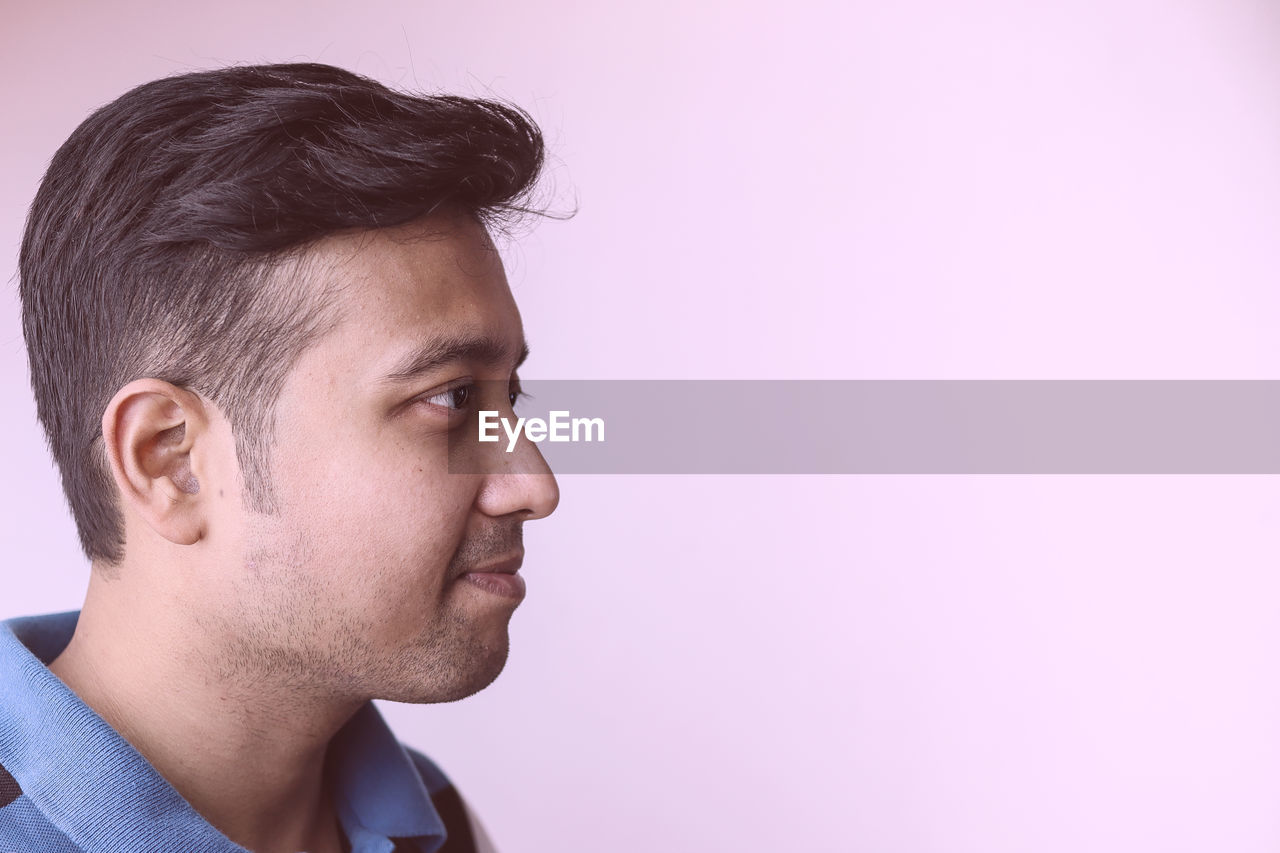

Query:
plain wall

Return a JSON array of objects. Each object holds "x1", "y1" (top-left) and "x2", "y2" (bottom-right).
[{"x1": 3, "y1": 1, "x2": 1280, "y2": 850}]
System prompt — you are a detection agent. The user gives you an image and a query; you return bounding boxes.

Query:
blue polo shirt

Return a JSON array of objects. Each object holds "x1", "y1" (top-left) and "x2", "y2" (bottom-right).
[{"x1": 0, "y1": 612, "x2": 476, "y2": 853}]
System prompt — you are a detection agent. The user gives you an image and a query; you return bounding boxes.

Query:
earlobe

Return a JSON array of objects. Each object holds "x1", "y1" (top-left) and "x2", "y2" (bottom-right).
[{"x1": 102, "y1": 380, "x2": 210, "y2": 547}]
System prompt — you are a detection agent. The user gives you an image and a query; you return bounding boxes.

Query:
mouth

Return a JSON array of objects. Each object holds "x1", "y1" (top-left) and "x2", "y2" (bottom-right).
[{"x1": 458, "y1": 552, "x2": 526, "y2": 600}]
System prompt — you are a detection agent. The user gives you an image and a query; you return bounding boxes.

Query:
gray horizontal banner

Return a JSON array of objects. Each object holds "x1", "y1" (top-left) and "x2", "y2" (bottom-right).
[{"x1": 447, "y1": 381, "x2": 1280, "y2": 474}]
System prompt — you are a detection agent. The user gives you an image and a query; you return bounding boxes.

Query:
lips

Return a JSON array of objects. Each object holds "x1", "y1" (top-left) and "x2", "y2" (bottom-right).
[
  {"x1": 463, "y1": 554, "x2": 523, "y2": 577},
  {"x1": 458, "y1": 553, "x2": 526, "y2": 599}
]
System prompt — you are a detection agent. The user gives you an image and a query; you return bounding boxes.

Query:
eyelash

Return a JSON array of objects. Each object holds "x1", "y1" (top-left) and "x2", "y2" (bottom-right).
[{"x1": 419, "y1": 383, "x2": 525, "y2": 412}]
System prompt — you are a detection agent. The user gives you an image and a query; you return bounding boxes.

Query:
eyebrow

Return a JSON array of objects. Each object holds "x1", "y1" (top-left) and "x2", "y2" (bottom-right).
[{"x1": 378, "y1": 334, "x2": 529, "y2": 384}]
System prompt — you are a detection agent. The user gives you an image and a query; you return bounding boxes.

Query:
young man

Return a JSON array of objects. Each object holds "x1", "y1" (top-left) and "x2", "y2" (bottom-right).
[{"x1": 0, "y1": 63, "x2": 559, "y2": 853}]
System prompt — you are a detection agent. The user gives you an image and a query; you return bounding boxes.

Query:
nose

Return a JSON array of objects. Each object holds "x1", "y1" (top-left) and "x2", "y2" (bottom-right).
[{"x1": 475, "y1": 429, "x2": 560, "y2": 520}]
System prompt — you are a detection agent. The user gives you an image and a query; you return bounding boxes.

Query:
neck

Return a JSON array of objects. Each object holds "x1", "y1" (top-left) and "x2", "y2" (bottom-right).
[{"x1": 48, "y1": 566, "x2": 362, "y2": 853}]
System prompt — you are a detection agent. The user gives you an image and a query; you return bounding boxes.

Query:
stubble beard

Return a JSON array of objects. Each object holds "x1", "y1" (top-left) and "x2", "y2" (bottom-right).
[{"x1": 211, "y1": 515, "x2": 523, "y2": 704}]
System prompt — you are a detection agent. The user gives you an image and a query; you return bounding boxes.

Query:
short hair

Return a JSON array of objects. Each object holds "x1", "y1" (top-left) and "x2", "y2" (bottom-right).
[{"x1": 19, "y1": 62, "x2": 545, "y2": 565}]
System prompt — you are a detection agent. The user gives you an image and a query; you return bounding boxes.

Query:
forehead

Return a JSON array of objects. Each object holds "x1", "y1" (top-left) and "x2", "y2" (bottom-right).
[{"x1": 303, "y1": 215, "x2": 523, "y2": 374}]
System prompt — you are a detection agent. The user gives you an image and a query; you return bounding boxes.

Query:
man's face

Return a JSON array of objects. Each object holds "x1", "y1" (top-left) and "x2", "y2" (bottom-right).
[{"x1": 201, "y1": 215, "x2": 559, "y2": 703}]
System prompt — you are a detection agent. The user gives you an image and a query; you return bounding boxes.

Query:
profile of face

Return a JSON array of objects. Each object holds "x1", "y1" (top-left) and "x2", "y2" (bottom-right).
[{"x1": 191, "y1": 215, "x2": 559, "y2": 704}]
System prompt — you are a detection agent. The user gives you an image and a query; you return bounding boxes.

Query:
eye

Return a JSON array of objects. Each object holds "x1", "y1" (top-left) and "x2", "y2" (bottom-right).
[{"x1": 421, "y1": 384, "x2": 472, "y2": 411}]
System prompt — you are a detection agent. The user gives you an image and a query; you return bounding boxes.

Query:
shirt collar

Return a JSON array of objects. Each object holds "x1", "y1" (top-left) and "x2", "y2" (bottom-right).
[
  {"x1": 328, "y1": 703, "x2": 446, "y2": 851},
  {"x1": 0, "y1": 611, "x2": 445, "y2": 853}
]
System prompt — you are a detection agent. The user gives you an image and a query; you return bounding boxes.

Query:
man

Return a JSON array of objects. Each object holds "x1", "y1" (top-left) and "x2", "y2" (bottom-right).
[{"x1": 0, "y1": 63, "x2": 560, "y2": 853}]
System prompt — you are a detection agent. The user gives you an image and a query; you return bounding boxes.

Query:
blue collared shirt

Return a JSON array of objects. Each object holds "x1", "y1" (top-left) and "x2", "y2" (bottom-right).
[{"x1": 0, "y1": 611, "x2": 463, "y2": 853}]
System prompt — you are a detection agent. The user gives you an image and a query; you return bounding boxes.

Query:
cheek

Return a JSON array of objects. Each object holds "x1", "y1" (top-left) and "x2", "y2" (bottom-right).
[{"x1": 272, "y1": 435, "x2": 478, "y2": 587}]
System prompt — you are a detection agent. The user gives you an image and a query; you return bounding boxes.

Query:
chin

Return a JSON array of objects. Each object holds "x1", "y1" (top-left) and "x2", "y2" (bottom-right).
[{"x1": 379, "y1": 632, "x2": 511, "y2": 704}]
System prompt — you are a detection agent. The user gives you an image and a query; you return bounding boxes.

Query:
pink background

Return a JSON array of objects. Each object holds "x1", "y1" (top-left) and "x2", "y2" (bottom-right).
[{"x1": 4, "y1": 1, "x2": 1280, "y2": 850}]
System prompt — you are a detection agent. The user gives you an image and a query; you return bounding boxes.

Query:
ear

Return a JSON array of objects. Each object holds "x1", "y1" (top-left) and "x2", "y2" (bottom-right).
[{"x1": 102, "y1": 379, "x2": 211, "y2": 547}]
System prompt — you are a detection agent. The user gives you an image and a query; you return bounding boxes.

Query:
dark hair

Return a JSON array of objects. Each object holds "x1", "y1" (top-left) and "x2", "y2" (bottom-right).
[{"x1": 19, "y1": 62, "x2": 546, "y2": 564}]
